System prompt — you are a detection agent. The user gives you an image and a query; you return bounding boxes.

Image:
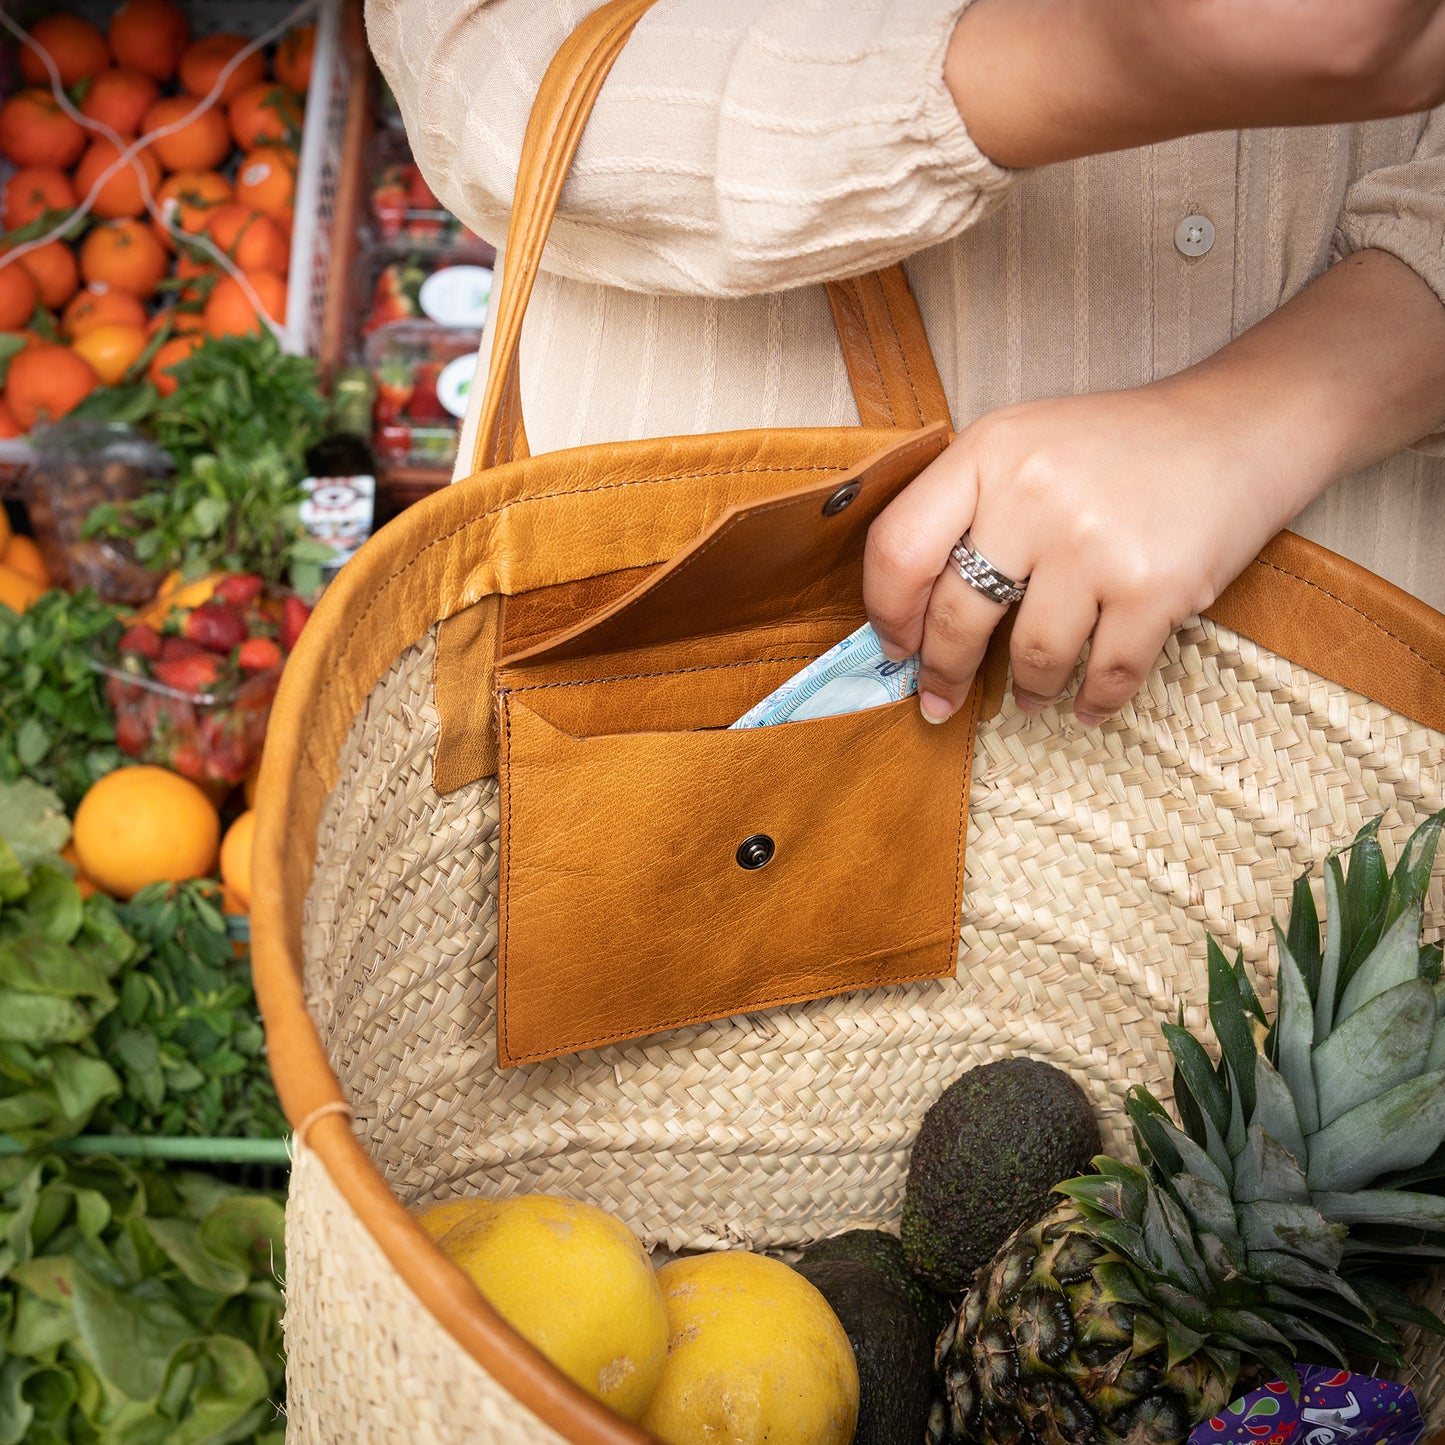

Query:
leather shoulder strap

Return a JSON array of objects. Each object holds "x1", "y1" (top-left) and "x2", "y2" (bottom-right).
[{"x1": 471, "y1": 0, "x2": 951, "y2": 471}]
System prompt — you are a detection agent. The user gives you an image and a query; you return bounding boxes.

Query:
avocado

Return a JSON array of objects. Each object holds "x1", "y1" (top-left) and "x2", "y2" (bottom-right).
[
  {"x1": 794, "y1": 1258, "x2": 936, "y2": 1445},
  {"x1": 799, "y1": 1228, "x2": 952, "y2": 1338},
  {"x1": 900, "y1": 1057, "x2": 1100, "y2": 1293}
]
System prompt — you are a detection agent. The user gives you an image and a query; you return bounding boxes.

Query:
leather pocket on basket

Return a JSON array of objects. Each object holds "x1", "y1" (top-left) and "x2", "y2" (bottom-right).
[{"x1": 492, "y1": 426, "x2": 975, "y2": 1067}]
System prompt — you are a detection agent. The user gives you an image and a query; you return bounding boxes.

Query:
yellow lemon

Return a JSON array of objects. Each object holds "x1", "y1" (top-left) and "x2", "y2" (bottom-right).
[
  {"x1": 641, "y1": 1251, "x2": 858, "y2": 1445},
  {"x1": 427, "y1": 1193, "x2": 667, "y2": 1422}
]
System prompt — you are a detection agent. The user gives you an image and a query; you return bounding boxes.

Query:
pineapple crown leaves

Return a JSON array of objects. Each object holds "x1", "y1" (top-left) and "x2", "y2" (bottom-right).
[{"x1": 1061, "y1": 810, "x2": 1445, "y2": 1381}]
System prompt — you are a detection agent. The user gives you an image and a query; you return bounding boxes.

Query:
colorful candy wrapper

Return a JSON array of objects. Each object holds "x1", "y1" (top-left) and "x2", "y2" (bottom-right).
[{"x1": 1188, "y1": 1367, "x2": 1423, "y2": 1445}]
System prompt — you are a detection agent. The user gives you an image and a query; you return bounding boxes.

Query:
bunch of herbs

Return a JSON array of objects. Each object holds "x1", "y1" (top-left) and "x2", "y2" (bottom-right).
[
  {"x1": 0, "y1": 589, "x2": 124, "y2": 813},
  {"x1": 86, "y1": 332, "x2": 334, "y2": 590}
]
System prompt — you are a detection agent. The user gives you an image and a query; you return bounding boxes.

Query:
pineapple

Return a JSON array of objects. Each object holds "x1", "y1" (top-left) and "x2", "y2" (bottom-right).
[{"x1": 935, "y1": 810, "x2": 1445, "y2": 1445}]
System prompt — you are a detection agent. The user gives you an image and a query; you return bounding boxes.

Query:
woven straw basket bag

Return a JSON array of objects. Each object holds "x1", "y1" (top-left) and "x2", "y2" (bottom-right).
[{"x1": 252, "y1": 2, "x2": 1445, "y2": 1438}]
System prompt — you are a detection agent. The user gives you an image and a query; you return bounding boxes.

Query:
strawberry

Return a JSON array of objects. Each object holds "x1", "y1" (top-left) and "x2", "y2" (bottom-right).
[
  {"x1": 374, "y1": 421, "x2": 412, "y2": 462},
  {"x1": 371, "y1": 164, "x2": 410, "y2": 239},
  {"x1": 160, "y1": 635, "x2": 207, "y2": 662},
  {"x1": 154, "y1": 653, "x2": 221, "y2": 694},
  {"x1": 119, "y1": 623, "x2": 162, "y2": 659},
  {"x1": 214, "y1": 572, "x2": 265, "y2": 607},
  {"x1": 280, "y1": 594, "x2": 312, "y2": 653},
  {"x1": 408, "y1": 361, "x2": 447, "y2": 422},
  {"x1": 238, "y1": 635, "x2": 282, "y2": 672},
  {"x1": 170, "y1": 741, "x2": 208, "y2": 781},
  {"x1": 374, "y1": 360, "x2": 414, "y2": 424},
  {"x1": 184, "y1": 601, "x2": 247, "y2": 654},
  {"x1": 115, "y1": 709, "x2": 152, "y2": 757}
]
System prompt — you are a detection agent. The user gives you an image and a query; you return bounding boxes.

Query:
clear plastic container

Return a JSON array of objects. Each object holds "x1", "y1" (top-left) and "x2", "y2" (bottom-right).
[
  {"x1": 22, "y1": 420, "x2": 170, "y2": 605},
  {"x1": 363, "y1": 131, "x2": 495, "y2": 251},
  {"x1": 362, "y1": 321, "x2": 483, "y2": 469},
  {"x1": 355, "y1": 242, "x2": 494, "y2": 342}
]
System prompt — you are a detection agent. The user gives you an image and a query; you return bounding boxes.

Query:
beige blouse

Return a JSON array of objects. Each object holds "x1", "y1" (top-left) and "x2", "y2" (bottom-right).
[{"x1": 367, "y1": 0, "x2": 1445, "y2": 610}]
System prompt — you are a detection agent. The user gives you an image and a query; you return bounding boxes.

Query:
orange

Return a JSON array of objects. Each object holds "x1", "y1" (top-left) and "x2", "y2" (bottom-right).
[
  {"x1": 0, "y1": 564, "x2": 44, "y2": 613},
  {"x1": 0, "y1": 399, "x2": 21, "y2": 440},
  {"x1": 172, "y1": 251, "x2": 219, "y2": 308},
  {"x1": 71, "y1": 322, "x2": 148, "y2": 386},
  {"x1": 274, "y1": 23, "x2": 315, "y2": 93},
  {"x1": 0, "y1": 90, "x2": 87, "y2": 169},
  {"x1": 78, "y1": 66, "x2": 160, "y2": 136},
  {"x1": 227, "y1": 81, "x2": 303, "y2": 151},
  {"x1": 233, "y1": 146, "x2": 296, "y2": 227},
  {"x1": 148, "y1": 332, "x2": 203, "y2": 395},
  {"x1": 73, "y1": 137, "x2": 163, "y2": 220},
  {"x1": 108, "y1": 0, "x2": 189, "y2": 83},
  {"x1": 151, "y1": 168, "x2": 232, "y2": 250},
  {"x1": 5, "y1": 344, "x2": 97, "y2": 429},
  {"x1": 203, "y1": 270, "x2": 287, "y2": 337},
  {"x1": 18, "y1": 14, "x2": 111, "y2": 88},
  {"x1": 79, "y1": 219, "x2": 168, "y2": 299},
  {"x1": 0, "y1": 264, "x2": 38, "y2": 331},
  {"x1": 72, "y1": 764, "x2": 220, "y2": 899},
  {"x1": 1, "y1": 166, "x2": 77, "y2": 230},
  {"x1": 15, "y1": 239, "x2": 79, "y2": 310},
  {"x1": 59, "y1": 843, "x2": 98, "y2": 899},
  {"x1": 62, "y1": 283, "x2": 148, "y2": 339},
  {"x1": 2, "y1": 533, "x2": 50, "y2": 587},
  {"x1": 179, "y1": 34, "x2": 265, "y2": 104},
  {"x1": 139, "y1": 95, "x2": 230, "y2": 172},
  {"x1": 218, "y1": 808, "x2": 255, "y2": 909},
  {"x1": 205, "y1": 204, "x2": 290, "y2": 274}
]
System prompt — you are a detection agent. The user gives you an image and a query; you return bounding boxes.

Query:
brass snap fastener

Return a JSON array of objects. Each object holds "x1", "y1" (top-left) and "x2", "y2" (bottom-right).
[
  {"x1": 736, "y1": 834, "x2": 775, "y2": 870},
  {"x1": 821, "y1": 483, "x2": 860, "y2": 516}
]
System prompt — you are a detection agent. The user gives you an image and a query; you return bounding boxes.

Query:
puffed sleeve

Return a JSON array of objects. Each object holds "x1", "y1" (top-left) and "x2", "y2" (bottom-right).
[
  {"x1": 364, "y1": 0, "x2": 1018, "y2": 296},
  {"x1": 1333, "y1": 106, "x2": 1445, "y2": 452}
]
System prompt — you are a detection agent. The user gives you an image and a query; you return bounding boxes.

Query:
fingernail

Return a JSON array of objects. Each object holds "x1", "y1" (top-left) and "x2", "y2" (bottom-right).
[
  {"x1": 879, "y1": 641, "x2": 908, "y2": 663},
  {"x1": 1074, "y1": 709, "x2": 1104, "y2": 727},
  {"x1": 920, "y1": 691, "x2": 955, "y2": 724},
  {"x1": 1013, "y1": 691, "x2": 1052, "y2": 715}
]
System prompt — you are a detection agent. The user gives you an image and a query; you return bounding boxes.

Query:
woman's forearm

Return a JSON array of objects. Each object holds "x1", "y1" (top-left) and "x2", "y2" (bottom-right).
[{"x1": 947, "y1": 0, "x2": 1445, "y2": 168}]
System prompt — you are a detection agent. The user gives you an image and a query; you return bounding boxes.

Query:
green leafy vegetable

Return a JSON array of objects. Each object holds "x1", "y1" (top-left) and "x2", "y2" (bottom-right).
[
  {"x1": 0, "y1": 591, "x2": 125, "y2": 813},
  {"x1": 0, "y1": 1152, "x2": 284, "y2": 1443},
  {"x1": 87, "y1": 332, "x2": 330, "y2": 586}
]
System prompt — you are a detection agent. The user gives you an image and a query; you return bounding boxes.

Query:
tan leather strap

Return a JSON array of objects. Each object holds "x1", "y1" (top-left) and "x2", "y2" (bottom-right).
[{"x1": 472, "y1": 0, "x2": 952, "y2": 470}]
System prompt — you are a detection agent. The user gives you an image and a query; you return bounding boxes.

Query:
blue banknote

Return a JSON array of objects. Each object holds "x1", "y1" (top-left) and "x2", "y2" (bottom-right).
[{"x1": 730, "y1": 623, "x2": 919, "y2": 728}]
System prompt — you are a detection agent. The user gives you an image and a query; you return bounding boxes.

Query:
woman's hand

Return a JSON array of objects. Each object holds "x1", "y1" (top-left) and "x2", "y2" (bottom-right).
[
  {"x1": 864, "y1": 383, "x2": 1301, "y2": 725},
  {"x1": 864, "y1": 250, "x2": 1445, "y2": 727}
]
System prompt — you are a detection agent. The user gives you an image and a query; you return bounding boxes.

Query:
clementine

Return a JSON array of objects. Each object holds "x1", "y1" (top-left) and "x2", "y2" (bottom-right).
[
  {"x1": 179, "y1": 34, "x2": 265, "y2": 103},
  {"x1": 218, "y1": 809, "x2": 255, "y2": 909},
  {"x1": 0, "y1": 264, "x2": 38, "y2": 331},
  {"x1": 148, "y1": 332, "x2": 204, "y2": 396},
  {"x1": 108, "y1": 0, "x2": 189, "y2": 82},
  {"x1": 151, "y1": 168, "x2": 232, "y2": 250},
  {"x1": 0, "y1": 564, "x2": 44, "y2": 613},
  {"x1": 273, "y1": 23, "x2": 315, "y2": 93},
  {"x1": 233, "y1": 146, "x2": 297, "y2": 227},
  {"x1": 227, "y1": 81, "x2": 303, "y2": 151},
  {"x1": 79, "y1": 219, "x2": 168, "y2": 299},
  {"x1": 205, "y1": 204, "x2": 290, "y2": 274},
  {"x1": 0, "y1": 90, "x2": 87, "y2": 169},
  {"x1": 78, "y1": 66, "x2": 160, "y2": 136},
  {"x1": 62, "y1": 283, "x2": 148, "y2": 339},
  {"x1": 72, "y1": 765, "x2": 220, "y2": 899},
  {"x1": 1, "y1": 533, "x2": 50, "y2": 587},
  {"x1": 73, "y1": 136, "x2": 163, "y2": 220},
  {"x1": 139, "y1": 94, "x2": 230, "y2": 172},
  {"x1": 15, "y1": 239, "x2": 79, "y2": 309},
  {"x1": 18, "y1": 14, "x2": 110, "y2": 88},
  {"x1": 5, "y1": 344, "x2": 98, "y2": 430},
  {"x1": 203, "y1": 269, "x2": 287, "y2": 336},
  {"x1": 1, "y1": 166, "x2": 76, "y2": 230},
  {"x1": 71, "y1": 322, "x2": 148, "y2": 386}
]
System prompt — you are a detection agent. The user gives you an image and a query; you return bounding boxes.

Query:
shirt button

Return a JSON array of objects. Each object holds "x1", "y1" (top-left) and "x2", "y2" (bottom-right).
[{"x1": 1174, "y1": 214, "x2": 1215, "y2": 258}]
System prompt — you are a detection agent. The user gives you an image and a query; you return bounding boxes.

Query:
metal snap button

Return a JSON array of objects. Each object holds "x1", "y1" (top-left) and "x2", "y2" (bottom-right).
[
  {"x1": 822, "y1": 482, "x2": 860, "y2": 515},
  {"x1": 736, "y1": 834, "x2": 775, "y2": 870},
  {"x1": 1174, "y1": 214, "x2": 1215, "y2": 258}
]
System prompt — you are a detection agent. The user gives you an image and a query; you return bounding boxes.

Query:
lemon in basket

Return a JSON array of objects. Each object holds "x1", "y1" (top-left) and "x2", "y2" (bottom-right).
[
  {"x1": 419, "y1": 1193, "x2": 667, "y2": 1421},
  {"x1": 641, "y1": 1250, "x2": 858, "y2": 1445}
]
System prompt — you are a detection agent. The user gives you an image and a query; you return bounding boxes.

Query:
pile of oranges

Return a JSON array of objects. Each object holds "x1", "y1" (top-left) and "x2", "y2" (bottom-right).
[{"x1": 0, "y1": 0, "x2": 313, "y2": 433}]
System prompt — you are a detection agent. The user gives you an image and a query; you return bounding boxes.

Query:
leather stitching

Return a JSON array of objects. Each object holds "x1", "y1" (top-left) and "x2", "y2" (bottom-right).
[
  {"x1": 874, "y1": 273, "x2": 928, "y2": 429},
  {"x1": 502, "y1": 653, "x2": 819, "y2": 694}
]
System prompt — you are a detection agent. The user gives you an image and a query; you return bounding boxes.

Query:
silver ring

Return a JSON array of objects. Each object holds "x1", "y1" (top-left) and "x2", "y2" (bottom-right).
[{"x1": 949, "y1": 533, "x2": 1029, "y2": 606}]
